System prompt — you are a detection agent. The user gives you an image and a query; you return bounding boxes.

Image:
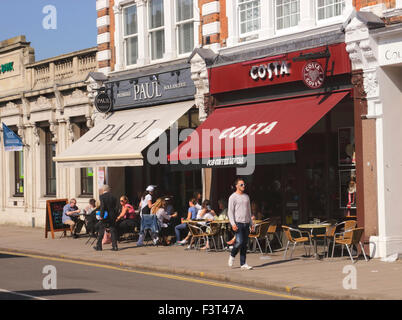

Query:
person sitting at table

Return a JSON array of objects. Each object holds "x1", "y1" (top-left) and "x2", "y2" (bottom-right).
[
  {"x1": 196, "y1": 200, "x2": 216, "y2": 221},
  {"x1": 251, "y1": 201, "x2": 263, "y2": 221},
  {"x1": 62, "y1": 198, "x2": 84, "y2": 239},
  {"x1": 115, "y1": 195, "x2": 138, "y2": 239},
  {"x1": 84, "y1": 198, "x2": 98, "y2": 236},
  {"x1": 175, "y1": 198, "x2": 198, "y2": 245},
  {"x1": 152, "y1": 198, "x2": 178, "y2": 245},
  {"x1": 217, "y1": 199, "x2": 228, "y2": 220}
]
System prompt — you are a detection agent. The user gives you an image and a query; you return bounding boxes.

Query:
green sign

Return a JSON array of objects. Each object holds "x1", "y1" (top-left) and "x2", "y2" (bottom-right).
[{"x1": 0, "y1": 62, "x2": 14, "y2": 74}]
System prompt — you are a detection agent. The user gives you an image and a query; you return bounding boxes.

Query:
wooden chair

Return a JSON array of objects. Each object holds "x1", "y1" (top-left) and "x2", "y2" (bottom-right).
[
  {"x1": 282, "y1": 226, "x2": 313, "y2": 259},
  {"x1": 331, "y1": 227, "x2": 368, "y2": 263},
  {"x1": 188, "y1": 223, "x2": 209, "y2": 250},
  {"x1": 265, "y1": 224, "x2": 282, "y2": 253},
  {"x1": 249, "y1": 221, "x2": 270, "y2": 254},
  {"x1": 205, "y1": 222, "x2": 221, "y2": 251}
]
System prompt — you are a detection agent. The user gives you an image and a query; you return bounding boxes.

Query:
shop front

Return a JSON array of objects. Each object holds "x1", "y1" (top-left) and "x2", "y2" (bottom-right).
[
  {"x1": 55, "y1": 62, "x2": 201, "y2": 213},
  {"x1": 170, "y1": 41, "x2": 357, "y2": 227}
]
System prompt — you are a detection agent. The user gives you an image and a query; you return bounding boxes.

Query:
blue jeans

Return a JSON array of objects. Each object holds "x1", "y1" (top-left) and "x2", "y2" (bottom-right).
[
  {"x1": 231, "y1": 223, "x2": 250, "y2": 266},
  {"x1": 175, "y1": 223, "x2": 188, "y2": 242}
]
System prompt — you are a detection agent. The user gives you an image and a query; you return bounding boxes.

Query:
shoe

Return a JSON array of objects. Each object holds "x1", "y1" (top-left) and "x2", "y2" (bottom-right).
[
  {"x1": 93, "y1": 246, "x2": 102, "y2": 251},
  {"x1": 228, "y1": 255, "x2": 235, "y2": 267},
  {"x1": 184, "y1": 245, "x2": 192, "y2": 250},
  {"x1": 178, "y1": 239, "x2": 188, "y2": 245},
  {"x1": 136, "y1": 243, "x2": 144, "y2": 247},
  {"x1": 112, "y1": 247, "x2": 118, "y2": 251},
  {"x1": 153, "y1": 237, "x2": 159, "y2": 245},
  {"x1": 240, "y1": 264, "x2": 253, "y2": 270}
]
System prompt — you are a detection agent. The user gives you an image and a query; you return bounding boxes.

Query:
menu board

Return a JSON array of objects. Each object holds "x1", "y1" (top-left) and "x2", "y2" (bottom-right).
[{"x1": 45, "y1": 199, "x2": 69, "y2": 239}]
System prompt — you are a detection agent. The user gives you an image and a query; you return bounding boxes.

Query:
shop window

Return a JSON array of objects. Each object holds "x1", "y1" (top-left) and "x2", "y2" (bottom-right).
[
  {"x1": 14, "y1": 151, "x2": 24, "y2": 196},
  {"x1": 45, "y1": 128, "x2": 56, "y2": 196},
  {"x1": 275, "y1": 0, "x2": 300, "y2": 30},
  {"x1": 149, "y1": 0, "x2": 165, "y2": 60},
  {"x1": 124, "y1": 5, "x2": 138, "y2": 66},
  {"x1": 176, "y1": 0, "x2": 194, "y2": 55},
  {"x1": 317, "y1": 0, "x2": 345, "y2": 20},
  {"x1": 238, "y1": 0, "x2": 261, "y2": 36},
  {"x1": 78, "y1": 124, "x2": 93, "y2": 196}
]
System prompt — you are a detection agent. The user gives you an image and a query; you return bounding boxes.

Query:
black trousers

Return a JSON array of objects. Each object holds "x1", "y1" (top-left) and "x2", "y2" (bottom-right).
[
  {"x1": 116, "y1": 219, "x2": 137, "y2": 237},
  {"x1": 96, "y1": 221, "x2": 118, "y2": 249}
]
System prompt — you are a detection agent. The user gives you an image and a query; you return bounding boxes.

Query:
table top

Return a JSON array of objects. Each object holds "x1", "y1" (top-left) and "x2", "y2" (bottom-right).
[
  {"x1": 211, "y1": 220, "x2": 230, "y2": 224},
  {"x1": 298, "y1": 223, "x2": 331, "y2": 229}
]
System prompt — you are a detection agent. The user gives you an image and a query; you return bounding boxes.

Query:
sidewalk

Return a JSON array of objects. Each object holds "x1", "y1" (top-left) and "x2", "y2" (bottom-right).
[{"x1": 0, "y1": 225, "x2": 401, "y2": 300}]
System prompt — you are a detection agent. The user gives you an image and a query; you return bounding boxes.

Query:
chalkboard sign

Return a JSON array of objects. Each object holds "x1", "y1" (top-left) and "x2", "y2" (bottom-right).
[{"x1": 45, "y1": 199, "x2": 69, "y2": 239}]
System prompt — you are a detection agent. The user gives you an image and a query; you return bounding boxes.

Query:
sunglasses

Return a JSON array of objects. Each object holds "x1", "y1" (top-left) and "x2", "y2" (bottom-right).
[{"x1": 239, "y1": 183, "x2": 246, "y2": 187}]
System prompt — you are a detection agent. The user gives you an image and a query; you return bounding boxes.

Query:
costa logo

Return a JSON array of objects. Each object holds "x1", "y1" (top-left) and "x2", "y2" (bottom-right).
[
  {"x1": 218, "y1": 122, "x2": 278, "y2": 140},
  {"x1": 302, "y1": 61, "x2": 325, "y2": 89}
]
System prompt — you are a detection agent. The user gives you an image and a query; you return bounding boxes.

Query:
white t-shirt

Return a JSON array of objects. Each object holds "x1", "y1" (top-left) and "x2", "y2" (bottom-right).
[{"x1": 140, "y1": 194, "x2": 152, "y2": 217}]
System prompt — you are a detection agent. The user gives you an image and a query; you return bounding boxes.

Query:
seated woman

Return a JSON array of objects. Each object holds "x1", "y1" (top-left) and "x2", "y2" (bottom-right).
[
  {"x1": 115, "y1": 196, "x2": 138, "y2": 239},
  {"x1": 196, "y1": 200, "x2": 216, "y2": 250},
  {"x1": 175, "y1": 198, "x2": 198, "y2": 245},
  {"x1": 152, "y1": 198, "x2": 178, "y2": 245},
  {"x1": 84, "y1": 198, "x2": 98, "y2": 236}
]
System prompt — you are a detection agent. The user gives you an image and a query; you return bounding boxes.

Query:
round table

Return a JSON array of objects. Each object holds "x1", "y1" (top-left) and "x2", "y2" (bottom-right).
[{"x1": 298, "y1": 224, "x2": 331, "y2": 259}]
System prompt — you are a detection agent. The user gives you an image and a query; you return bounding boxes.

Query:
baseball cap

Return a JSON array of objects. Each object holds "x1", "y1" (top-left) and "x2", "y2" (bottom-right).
[{"x1": 146, "y1": 185, "x2": 155, "y2": 192}]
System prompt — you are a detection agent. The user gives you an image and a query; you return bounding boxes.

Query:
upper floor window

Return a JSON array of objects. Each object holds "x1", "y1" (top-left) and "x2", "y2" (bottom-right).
[
  {"x1": 149, "y1": 0, "x2": 165, "y2": 60},
  {"x1": 238, "y1": 0, "x2": 261, "y2": 36},
  {"x1": 317, "y1": 0, "x2": 345, "y2": 20},
  {"x1": 124, "y1": 5, "x2": 138, "y2": 66},
  {"x1": 276, "y1": 0, "x2": 300, "y2": 30},
  {"x1": 176, "y1": 0, "x2": 194, "y2": 55}
]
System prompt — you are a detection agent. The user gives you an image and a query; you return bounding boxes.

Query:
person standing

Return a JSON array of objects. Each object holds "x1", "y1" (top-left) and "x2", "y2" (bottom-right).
[
  {"x1": 94, "y1": 185, "x2": 119, "y2": 251},
  {"x1": 228, "y1": 178, "x2": 254, "y2": 270}
]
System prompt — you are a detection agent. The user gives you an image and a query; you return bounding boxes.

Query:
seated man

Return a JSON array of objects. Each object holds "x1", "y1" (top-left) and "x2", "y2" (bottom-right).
[{"x1": 62, "y1": 198, "x2": 84, "y2": 239}]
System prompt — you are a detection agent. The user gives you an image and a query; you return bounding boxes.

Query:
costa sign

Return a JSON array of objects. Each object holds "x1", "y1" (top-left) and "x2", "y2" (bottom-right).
[
  {"x1": 219, "y1": 122, "x2": 278, "y2": 139},
  {"x1": 302, "y1": 61, "x2": 325, "y2": 89},
  {"x1": 250, "y1": 61, "x2": 290, "y2": 80}
]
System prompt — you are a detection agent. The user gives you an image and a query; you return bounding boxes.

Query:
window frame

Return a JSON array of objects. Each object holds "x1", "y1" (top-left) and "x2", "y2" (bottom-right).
[
  {"x1": 316, "y1": 0, "x2": 346, "y2": 23},
  {"x1": 148, "y1": 0, "x2": 166, "y2": 62},
  {"x1": 77, "y1": 123, "x2": 94, "y2": 197},
  {"x1": 274, "y1": 0, "x2": 300, "y2": 32},
  {"x1": 13, "y1": 150, "x2": 24, "y2": 197},
  {"x1": 237, "y1": 0, "x2": 262, "y2": 39},
  {"x1": 123, "y1": 4, "x2": 139, "y2": 67},
  {"x1": 175, "y1": 0, "x2": 195, "y2": 56},
  {"x1": 45, "y1": 128, "x2": 56, "y2": 196}
]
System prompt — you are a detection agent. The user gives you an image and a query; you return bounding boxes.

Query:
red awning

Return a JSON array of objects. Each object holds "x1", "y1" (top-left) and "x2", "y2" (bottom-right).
[{"x1": 169, "y1": 91, "x2": 349, "y2": 163}]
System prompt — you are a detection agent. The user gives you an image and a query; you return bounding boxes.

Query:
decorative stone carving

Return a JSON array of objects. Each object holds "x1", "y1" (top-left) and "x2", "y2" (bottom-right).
[
  {"x1": 190, "y1": 53, "x2": 210, "y2": 122},
  {"x1": 49, "y1": 121, "x2": 58, "y2": 143},
  {"x1": 32, "y1": 126, "x2": 40, "y2": 146}
]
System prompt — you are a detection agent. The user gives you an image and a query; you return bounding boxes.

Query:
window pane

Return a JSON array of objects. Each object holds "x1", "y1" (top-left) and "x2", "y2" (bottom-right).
[
  {"x1": 238, "y1": 0, "x2": 261, "y2": 35},
  {"x1": 177, "y1": 0, "x2": 193, "y2": 22},
  {"x1": 150, "y1": 29, "x2": 165, "y2": 60},
  {"x1": 14, "y1": 151, "x2": 24, "y2": 195},
  {"x1": 149, "y1": 0, "x2": 164, "y2": 29},
  {"x1": 276, "y1": 0, "x2": 299, "y2": 30},
  {"x1": 46, "y1": 129, "x2": 56, "y2": 195},
  {"x1": 178, "y1": 22, "x2": 194, "y2": 54},
  {"x1": 317, "y1": 0, "x2": 345, "y2": 20},
  {"x1": 126, "y1": 36, "x2": 138, "y2": 65},
  {"x1": 124, "y1": 5, "x2": 137, "y2": 36}
]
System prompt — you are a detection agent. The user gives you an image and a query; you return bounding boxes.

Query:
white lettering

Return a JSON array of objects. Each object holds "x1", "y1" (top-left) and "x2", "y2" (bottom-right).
[
  {"x1": 219, "y1": 127, "x2": 236, "y2": 139},
  {"x1": 229, "y1": 126, "x2": 247, "y2": 138},
  {"x1": 250, "y1": 60, "x2": 290, "y2": 80},
  {"x1": 258, "y1": 121, "x2": 278, "y2": 135}
]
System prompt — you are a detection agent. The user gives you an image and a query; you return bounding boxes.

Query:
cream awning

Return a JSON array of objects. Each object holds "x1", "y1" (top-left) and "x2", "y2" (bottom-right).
[{"x1": 54, "y1": 101, "x2": 194, "y2": 168}]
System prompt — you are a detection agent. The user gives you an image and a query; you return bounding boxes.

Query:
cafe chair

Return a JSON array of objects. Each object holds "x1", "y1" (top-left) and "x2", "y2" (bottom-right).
[
  {"x1": 282, "y1": 226, "x2": 313, "y2": 259},
  {"x1": 265, "y1": 224, "x2": 282, "y2": 253},
  {"x1": 331, "y1": 227, "x2": 368, "y2": 263},
  {"x1": 205, "y1": 222, "x2": 221, "y2": 251},
  {"x1": 188, "y1": 223, "x2": 209, "y2": 250},
  {"x1": 248, "y1": 221, "x2": 270, "y2": 254},
  {"x1": 313, "y1": 224, "x2": 337, "y2": 258}
]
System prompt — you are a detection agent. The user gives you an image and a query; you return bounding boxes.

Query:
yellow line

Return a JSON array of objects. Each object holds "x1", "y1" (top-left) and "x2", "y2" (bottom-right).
[{"x1": 0, "y1": 250, "x2": 310, "y2": 300}]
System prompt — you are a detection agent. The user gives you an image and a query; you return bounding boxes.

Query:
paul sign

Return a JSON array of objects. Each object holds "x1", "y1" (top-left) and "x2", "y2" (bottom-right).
[
  {"x1": 302, "y1": 61, "x2": 325, "y2": 89},
  {"x1": 95, "y1": 92, "x2": 112, "y2": 113}
]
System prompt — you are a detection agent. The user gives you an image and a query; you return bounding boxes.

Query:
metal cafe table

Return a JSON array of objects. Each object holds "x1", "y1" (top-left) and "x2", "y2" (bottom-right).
[{"x1": 298, "y1": 223, "x2": 331, "y2": 260}]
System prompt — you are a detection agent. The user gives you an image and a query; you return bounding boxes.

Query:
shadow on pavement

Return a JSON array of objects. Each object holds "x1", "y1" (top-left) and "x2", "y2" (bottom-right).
[
  {"x1": 0, "y1": 253, "x2": 24, "y2": 259},
  {"x1": 16, "y1": 288, "x2": 96, "y2": 297}
]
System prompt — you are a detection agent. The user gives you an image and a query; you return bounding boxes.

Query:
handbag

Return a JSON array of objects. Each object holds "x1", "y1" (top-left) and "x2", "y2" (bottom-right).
[{"x1": 102, "y1": 230, "x2": 112, "y2": 245}]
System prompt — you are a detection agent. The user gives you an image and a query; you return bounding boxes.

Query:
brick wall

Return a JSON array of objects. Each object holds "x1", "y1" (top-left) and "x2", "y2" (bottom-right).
[
  {"x1": 198, "y1": 0, "x2": 228, "y2": 49},
  {"x1": 354, "y1": 0, "x2": 396, "y2": 10}
]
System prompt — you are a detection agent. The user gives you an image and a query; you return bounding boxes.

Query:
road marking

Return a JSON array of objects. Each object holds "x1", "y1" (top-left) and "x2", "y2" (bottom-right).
[
  {"x1": 0, "y1": 250, "x2": 310, "y2": 300},
  {"x1": 0, "y1": 288, "x2": 48, "y2": 300}
]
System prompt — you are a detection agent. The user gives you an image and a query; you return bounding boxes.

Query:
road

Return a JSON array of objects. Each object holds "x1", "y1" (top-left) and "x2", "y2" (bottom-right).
[{"x1": 0, "y1": 251, "x2": 301, "y2": 301}]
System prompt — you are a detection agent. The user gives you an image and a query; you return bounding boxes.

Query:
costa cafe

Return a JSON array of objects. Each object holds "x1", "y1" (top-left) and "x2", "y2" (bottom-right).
[{"x1": 170, "y1": 37, "x2": 362, "y2": 230}]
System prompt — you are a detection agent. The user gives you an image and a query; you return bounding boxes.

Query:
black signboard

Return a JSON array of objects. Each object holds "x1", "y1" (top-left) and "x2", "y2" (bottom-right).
[
  {"x1": 110, "y1": 66, "x2": 196, "y2": 110},
  {"x1": 45, "y1": 199, "x2": 69, "y2": 239},
  {"x1": 95, "y1": 92, "x2": 112, "y2": 113}
]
